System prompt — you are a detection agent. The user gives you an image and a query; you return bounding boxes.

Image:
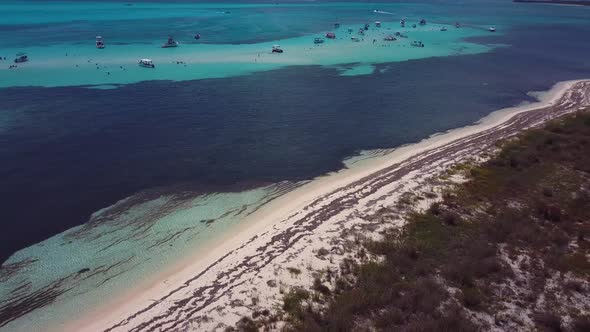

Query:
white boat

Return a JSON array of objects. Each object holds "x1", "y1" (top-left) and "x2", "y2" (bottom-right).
[
  {"x1": 162, "y1": 36, "x2": 179, "y2": 48},
  {"x1": 351, "y1": 36, "x2": 360, "y2": 42},
  {"x1": 489, "y1": 26, "x2": 496, "y2": 32},
  {"x1": 96, "y1": 36, "x2": 105, "y2": 49},
  {"x1": 138, "y1": 58, "x2": 155, "y2": 68},
  {"x1": 272, "y1": 45, "x2": 283, "y2": 53},
  {"x1": 375, "y1": 21, "x2": 381, "y2": 27}
]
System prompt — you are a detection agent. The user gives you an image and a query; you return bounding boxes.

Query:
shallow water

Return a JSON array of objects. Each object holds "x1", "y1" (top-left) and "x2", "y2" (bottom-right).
[{"x1": 1, "y1": 1, "x2": 590, "y2": 330}]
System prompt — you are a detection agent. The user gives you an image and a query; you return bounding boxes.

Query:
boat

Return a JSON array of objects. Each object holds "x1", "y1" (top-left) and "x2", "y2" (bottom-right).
[
  {"x1": 383, "y1": 35, "x2": 397, "y2": 41},
  {"x1": 455, "y1": 22, "x2": 462, "y2": 28},
  {"x1": 334, "y1": 23, "x2": 340, "y2": 29},
  {"x1": 194, "y1": 34, "x2": 201, "y2": 40},
  {"x1": 375, "y1": 21, "x2": 381, "y2": 27},
  {"x1": 314, "y1": 37, "x2": 325, "y2": 44},
  {"x1": 394, "y1": 31, "x2": 408, "y2": 38},
  {"x1": 138, "y1": 58, "x2": 155, "y2": 68},
  {"x1": 358, "y1": 28, "x2": 365, "y2": 35},
  {"x1": 272, "y1": 45, "x2": 283, "y2": 53},
  {"x1": 419, "y1": 18, "x2": 427, "y2": 25},
  {"x1": 161, "y1": 36, "x2": 179, "y2": 48},
  {"x1": 347, "y1": 28, "x2": 353, "y2": 33},
  {"x1": 489, "y1": 26, "x2": 496, "y2": 32},
  {"x1": 14, "y1": 53, "x2": 28, "y2": 63},
  {"x1": 364, "y1": 23, "x2": 370, "y2": 30},
  {"x1": 351, "y1": 36, "x2": 360, "y2": 42},
  {"x1": 95, "y1": 36, "x2": 105, "y2": 49},
  {"x1": 411, "y1": 41, "x2": 424, "y2": 47},
  {"x1": 440, "y1": 26, "x2": 448, "y2": 31},
  {"x1": 325, "y1": 32, "x2": 336, "y2": 39},
  {"x1": 412, "y1": 24, "x2": 417, "y2": 28}
]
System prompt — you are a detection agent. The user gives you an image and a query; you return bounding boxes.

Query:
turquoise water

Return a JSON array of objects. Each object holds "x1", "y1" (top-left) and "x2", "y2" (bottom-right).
[
  {"x1": 0, "y1": 2, "x2": 495, "y2": 88},
  {"x1": 1, "y1": 1, "x2": 590, "y2": 331}
]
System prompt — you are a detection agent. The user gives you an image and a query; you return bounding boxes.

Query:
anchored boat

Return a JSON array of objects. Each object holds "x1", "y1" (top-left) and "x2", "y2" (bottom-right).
[
  {"x1": 272, "y1": 45, "x2": 283, "y2": 53},
  {"x1": 162, "y1": 36, "x2": 179, "y2": 48},
  {"x1": 14, "y1": 52, "x2": 28, "y2": 63},
  {"x1": 326, "y1": 32, "x2": 336, "y2": 39},
  {"x1": 411, "y1": 41, "x2": 425, "y2": 47},
  {"x1": 96, "y1": 36, "x2": 105, "y2": 49},
  {"x1": 314, "y1": 37, "x2": 325, "y2": 44},
  {"x1": 138, "y1": 59, "x2": 155, "y2": 68}
]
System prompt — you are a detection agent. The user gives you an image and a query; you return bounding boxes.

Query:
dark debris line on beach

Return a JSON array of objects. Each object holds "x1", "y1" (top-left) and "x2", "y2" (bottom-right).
[{"x1": 101, "y1": 82, "x2": 590, "y2": 332}]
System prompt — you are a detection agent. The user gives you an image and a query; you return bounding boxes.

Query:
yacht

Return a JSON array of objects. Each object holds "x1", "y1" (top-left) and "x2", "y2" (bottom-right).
[
  {"x1": 489, "y1": 26, "x2": 496, "y2": 32},
  {"x1": 162, "y1": 36, "x2": 179, "y2": 48},
  {"x1": 96, "y1": 36, "x2": 105, "y2": 49},
  {"x1": 138, "y1": 59, "x2": 155, "y2": 68},
  {"x1": 272, "y1": 45, "x2": 283, "y2": 53},
  {"x1": 14, "y1": 53, "x2": 28, "y2": 63}
]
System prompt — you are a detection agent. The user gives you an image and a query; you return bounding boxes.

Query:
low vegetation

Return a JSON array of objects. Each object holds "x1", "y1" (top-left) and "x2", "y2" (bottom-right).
[{"x1": 233, "y1": 111, "x2": 590, "y2": 331}]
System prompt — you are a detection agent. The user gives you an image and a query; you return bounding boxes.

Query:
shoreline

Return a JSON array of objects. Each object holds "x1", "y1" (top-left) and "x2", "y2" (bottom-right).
[{"x1": 56, "y1": 79, "x2": 590, "y2": 332}]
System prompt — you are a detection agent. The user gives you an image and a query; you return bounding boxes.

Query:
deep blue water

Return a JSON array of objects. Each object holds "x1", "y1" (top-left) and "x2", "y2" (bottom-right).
[{"x1": 2, "y1": 16, "x2": 590, "y2": 263}]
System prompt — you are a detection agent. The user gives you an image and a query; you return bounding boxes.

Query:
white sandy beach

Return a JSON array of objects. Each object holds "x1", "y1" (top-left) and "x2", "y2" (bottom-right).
[{"x1": 54, "y1": 79, "x2": 590, "y2": 332}]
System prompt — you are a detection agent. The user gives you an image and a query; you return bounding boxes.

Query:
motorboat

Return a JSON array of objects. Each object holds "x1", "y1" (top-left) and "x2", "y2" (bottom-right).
[
  {"x1": 314, "y1": 37, "x2": 325, "y2": 44},
  {"x1": 348, "y1": 28, "x2": 353, "y2": 33},
  {"x1": 162, "y1": 36, "x2": 179, "y2": 48},
  {"x1": 375, "y1": 21, "x2": 381, "y2": 27},
  {"x1": 95, "y1": 36, "x2": 105, "y2": 49},
  {"x1": 14, "y1": 53, "x2": 28, "y2": 63},
  {"x1": 489, "y1": 26, "x2": 496, "y2": 32},
  {"x1": 351, "y1": 36, "x2": 360, "y2": 42},
  {"x1": 455, "y1": 22, "x2": 462, "y2": 28},
  {"x1": 419, "y1": 18, "x2": 427, "y2": 25},
  {"x1": 194, "y1": 34, "x2": 201, "y2": 40},
  {"x1": 334, "y1": 23, "x2": 340, "y2": 29},
  {"x1": 412, "y1": 24, "x2": 417, "y2": 28},
  {"x1": 394, "y1": 32, "x2": 408, "y2": 38},
  {"x1": 272, "y1": 45, "x2": 283, "y2": 53},
  {"x1": 411, "y1": 41, "x2": 424, "y2": 47},
  {"x1": 383, "y1": 35, "x2": 397, "y2": 41},
  {"x1": 138, "y1": 58, "x2": 155, "y2": 68},
  {"x1": 326, "y1": 32, "x2": 336, "y2": 39},
  {"x1": 440, "y1": 26, "x2": 448, "y2": 31},
  {"x1": 364, "y1": 23, "x2": 370, "y2": 30}
]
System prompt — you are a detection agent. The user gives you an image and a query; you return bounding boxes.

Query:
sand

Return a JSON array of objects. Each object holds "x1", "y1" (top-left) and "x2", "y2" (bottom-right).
[{"x1": 54, "y1": 79, "x2": 590, "y2": 332}]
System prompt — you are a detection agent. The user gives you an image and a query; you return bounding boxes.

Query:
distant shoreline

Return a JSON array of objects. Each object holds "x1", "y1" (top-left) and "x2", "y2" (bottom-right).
[{"x1": 514, "y1": 0, "x2": 590, "y2": 7}]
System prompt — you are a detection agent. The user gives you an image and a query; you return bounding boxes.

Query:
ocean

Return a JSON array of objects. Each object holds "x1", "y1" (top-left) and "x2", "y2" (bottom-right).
[{"x1": 1, "y1": 0, "x2": 589, "y2": 330}]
